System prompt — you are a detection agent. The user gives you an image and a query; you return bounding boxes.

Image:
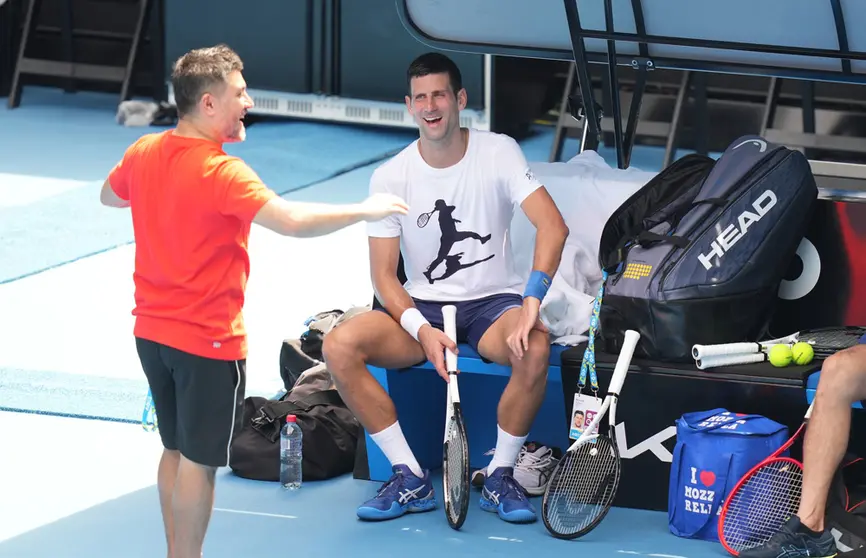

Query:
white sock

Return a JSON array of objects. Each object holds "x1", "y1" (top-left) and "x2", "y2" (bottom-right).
[
  {"x1": 487, "y1": 425, "x2": 527, "y2": 475},
  {"x1": 370, "y1": 421, "x2": 424, "y2": 478}
]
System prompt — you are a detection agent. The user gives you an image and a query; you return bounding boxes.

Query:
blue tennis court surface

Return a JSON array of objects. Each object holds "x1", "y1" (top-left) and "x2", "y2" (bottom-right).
[
  {"x1": 0, "y1": 413, "x2": 728, "y2": 558},
  {"x1": 0, "y1": 86, "x2": 728, "y2": 558}
]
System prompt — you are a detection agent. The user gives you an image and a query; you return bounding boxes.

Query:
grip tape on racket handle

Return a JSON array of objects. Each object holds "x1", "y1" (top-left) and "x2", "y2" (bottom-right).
[
  {"x1": 692, "y1": 342, "x2": 761, "y2": 359},
  {"x1": 696, "y1": 352, "x2": 767, "y2": 370},
  {"x1": 608, "y1": 330, "x2": 639, "y2": 395},
  {"x1": 442, "y1": 305, "x2": 458, "y2": 372}
]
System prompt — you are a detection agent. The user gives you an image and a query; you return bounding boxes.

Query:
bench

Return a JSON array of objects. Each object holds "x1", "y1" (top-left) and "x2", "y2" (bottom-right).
[
  {"x1": 351, "y1": 337, "x2": 823, "y2": 514},
  {"x1": 355, "y1": 343, "x2": 571, "y2": 483}
]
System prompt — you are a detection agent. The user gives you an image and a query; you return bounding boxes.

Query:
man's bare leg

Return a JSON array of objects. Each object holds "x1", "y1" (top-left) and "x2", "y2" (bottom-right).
[
  {"x1": 158, "y1": 449, "x2": 180, "y2": 557},
  {"x1": 477, "y1": 307, "x2": 550, "y2": 446},
  {"x1": 799, "y1": 345, "x2": 866, "y2": 530},
  {"x1": 473, "y1": 307, "x2": 549, "y2": 523},
  {"x1": 323, "y1": 310, "x2": 426, "y2": 433},
  {"x1": 739, "y1": 345, "x2": 866, "y2": 558},
  {"x1": 323, "y1": 310, "x2": 438, "y2": 520},
  {"x1": 172, "y1": 455, "x2": 216, "y2": 558}
]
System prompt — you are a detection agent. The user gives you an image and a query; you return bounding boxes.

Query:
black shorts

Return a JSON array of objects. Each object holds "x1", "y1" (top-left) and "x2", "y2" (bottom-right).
[{"x1": 136, "y1": 337, "x2": 246, "y2": 467}]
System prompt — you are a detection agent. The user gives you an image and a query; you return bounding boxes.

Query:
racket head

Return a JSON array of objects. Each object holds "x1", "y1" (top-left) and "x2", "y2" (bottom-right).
[
  {"x1": 541, "y1": 433, "x2": 622, "y2": 539},
  {"x1": 442, "y1": 407, "x2": 470, "y2": 529},
  {"x1": 798, "y1": 326, "x2": 866, "y2": 358},
  {"x1": 718, "y1": 456, "x2": 803, "y2": 556},
  {"x1": 417, "y1": 212, "x2": 430, "y2": 228}
]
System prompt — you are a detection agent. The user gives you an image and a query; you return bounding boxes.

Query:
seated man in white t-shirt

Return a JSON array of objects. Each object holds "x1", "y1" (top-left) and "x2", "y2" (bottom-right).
[{"x1": 322, "y1": 52, "x2": 569, "y2": 524}]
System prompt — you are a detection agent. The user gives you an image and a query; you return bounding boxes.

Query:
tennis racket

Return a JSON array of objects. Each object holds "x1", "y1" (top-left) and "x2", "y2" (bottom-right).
[
  {"x1": 541, "y1": 329, "x2": 640, "y2": 539},
  {"x1": 692, "y1": 333, "x2": 799, "y2": 361},
  {"x1": 693, "y1": 326, "x2": 866, "y2": 363},
  {"x1": 717, "y1": 401, "x2": 814, "y2": 556},
  {"x1": 798, "y1": 326, "x2": 866, "y2": 358},
  {"x1": 417, "y1": 211, "x2": 434, "y2": 228},
  {"x1": 441, "y1": 304, "x2": 470, "y2": 530}
]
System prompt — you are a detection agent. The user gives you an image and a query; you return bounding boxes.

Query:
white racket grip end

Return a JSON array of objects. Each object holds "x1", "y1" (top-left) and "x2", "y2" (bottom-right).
[
  {"x1": 442, "y1": 305, "x2": 458, "y2": 372},
  {"x1": 608, "y1": 330, "x2": 639, "y2": 395}
]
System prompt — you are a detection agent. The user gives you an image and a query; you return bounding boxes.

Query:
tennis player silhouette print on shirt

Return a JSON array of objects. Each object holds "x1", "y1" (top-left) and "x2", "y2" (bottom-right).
[{"x1": 420, "y1": 199, "x2": 493, "y2": 284}]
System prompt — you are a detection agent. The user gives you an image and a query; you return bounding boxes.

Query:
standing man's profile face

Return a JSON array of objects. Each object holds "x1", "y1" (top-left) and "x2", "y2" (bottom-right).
[{"x1": 198, "y1": 70, "x2": 254, "y2": 144}]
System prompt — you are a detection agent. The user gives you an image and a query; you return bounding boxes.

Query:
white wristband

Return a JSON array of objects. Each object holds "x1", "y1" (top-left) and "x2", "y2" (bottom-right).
[{"x1": 400, "y1": 308, "x2": 429, "y2": 341}]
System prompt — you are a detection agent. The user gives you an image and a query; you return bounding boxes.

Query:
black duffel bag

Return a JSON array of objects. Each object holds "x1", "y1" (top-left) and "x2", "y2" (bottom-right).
[{"x1": 229, "y1": 364, "x2": 360, "y2": 482}]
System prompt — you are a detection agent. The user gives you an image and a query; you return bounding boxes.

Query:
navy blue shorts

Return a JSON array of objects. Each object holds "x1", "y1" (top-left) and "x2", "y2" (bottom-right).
[{"x1": 377, "y1": 293, "x2": 523, "y2": 354}]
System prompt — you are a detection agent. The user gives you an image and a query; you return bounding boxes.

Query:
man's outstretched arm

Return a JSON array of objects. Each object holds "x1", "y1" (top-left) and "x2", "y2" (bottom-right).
[{"x1": 253, "y1": 194, "x2": 408, "y2": 238}]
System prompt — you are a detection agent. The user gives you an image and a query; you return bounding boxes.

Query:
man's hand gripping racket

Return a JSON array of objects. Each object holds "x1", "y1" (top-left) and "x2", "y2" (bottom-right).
[
  {"x1": 541, "y1": 329, "x2": 640, "y2": 539},
  {"x1": 441, "y1": 305, "x2": 470, "y2": 530},
  {"x1": 718, "y1": 401, "x2": 814, "y2": 556}
]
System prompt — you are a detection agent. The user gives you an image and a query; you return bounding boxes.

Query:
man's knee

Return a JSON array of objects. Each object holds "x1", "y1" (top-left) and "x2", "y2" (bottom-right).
[
  {"x1": 179, "y1": 452, "x2": 218, "y2": 477},
  {"x1": 510, "y1": 331, "x2": 550, "y2": 383},
  {"x1": 818, "y1": 345, "x2": 866, "y2": 404},
  {"x1": 322, "y1": 322, "x2": 365, "y2": 371}
]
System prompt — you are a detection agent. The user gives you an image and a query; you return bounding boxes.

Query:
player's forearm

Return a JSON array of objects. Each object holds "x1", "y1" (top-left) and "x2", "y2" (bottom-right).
[
  {"x1": 284, "y1": 202, "x2": 367, "y2": 237},
  {"x1": 373, "y1": 273, "x2": 416, "y2": 321},
  {"x1": 531, "y1": 221, "x2": 569, "y2": 278}
]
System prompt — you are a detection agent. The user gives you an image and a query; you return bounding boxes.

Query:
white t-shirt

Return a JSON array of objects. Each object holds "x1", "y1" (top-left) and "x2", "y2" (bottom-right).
[{"x1": 367, "y1": 128, "x2": 543, "y2": 302}]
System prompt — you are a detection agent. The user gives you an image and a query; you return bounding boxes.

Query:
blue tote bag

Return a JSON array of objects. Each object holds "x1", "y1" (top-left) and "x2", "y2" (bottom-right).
[{"x1": 668, "y1": 409, "x2": 789, "y2": 542}]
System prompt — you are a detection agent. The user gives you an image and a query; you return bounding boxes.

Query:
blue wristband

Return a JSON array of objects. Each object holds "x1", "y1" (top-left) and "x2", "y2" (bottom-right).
[{"x1": 523, "y1": 270, "x2": 552, "y2": 302}]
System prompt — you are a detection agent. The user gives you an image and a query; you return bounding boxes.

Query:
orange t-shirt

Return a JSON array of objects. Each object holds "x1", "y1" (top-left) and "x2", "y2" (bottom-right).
[{"x1": 108, "y1": 130, "x2": 277, "y2": 361}]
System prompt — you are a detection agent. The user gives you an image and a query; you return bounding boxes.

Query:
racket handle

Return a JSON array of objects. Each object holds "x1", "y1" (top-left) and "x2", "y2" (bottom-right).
[
  {"x1": 608, "y1": 330, "x2": 639, "y2": 395},
  {"x1": 442, "y1": 305, "x2": 458, "y2": 373},
  {"x1": 693, "y1": 342, "x2": 761, "y2": 359},
  {"x1": 696, "y1": 352, "x2": 768, "y2": 370}
]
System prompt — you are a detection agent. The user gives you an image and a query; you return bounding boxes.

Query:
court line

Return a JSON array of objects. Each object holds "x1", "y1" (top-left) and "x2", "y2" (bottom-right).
[
  {"x1": 618, "y1": 552, "x2": 689, "y2": 558},
  {"x1": 213, "y1": 507, "x2": 298, "y2": 520},
  {"x1": 0, "y1": 405, "x2": 138, "y2": 424},
  {"x1": 488, "y1": 536, "x2": 523, "y2": 543}
]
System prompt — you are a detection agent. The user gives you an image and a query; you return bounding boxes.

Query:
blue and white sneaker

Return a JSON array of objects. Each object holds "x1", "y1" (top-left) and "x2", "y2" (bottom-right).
[
  {"x1": 357, "y1": 464, "x2": 437, "y2": 521},
  {"x1": 480, "y1": 466, "x2": 538, "y2": 523}
]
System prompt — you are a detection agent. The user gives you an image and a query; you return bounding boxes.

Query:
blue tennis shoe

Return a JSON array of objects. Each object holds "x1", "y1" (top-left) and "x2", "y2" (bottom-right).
[
  {"x1": 357, "y1": 464, "x2": 438, "y2": 521},
  {"x1": 480, "y1": 466, "x2": 538, "y2": 523}
]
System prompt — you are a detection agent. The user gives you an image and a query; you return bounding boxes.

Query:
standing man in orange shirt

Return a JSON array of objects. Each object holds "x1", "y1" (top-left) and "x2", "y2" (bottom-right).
[{"x1": 99, "y1": 44, "x2": 408, "y2": 558}]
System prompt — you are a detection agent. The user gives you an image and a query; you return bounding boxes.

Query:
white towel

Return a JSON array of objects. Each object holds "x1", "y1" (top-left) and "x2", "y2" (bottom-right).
[{"x1": 511, "y1": 151, "x2": 657, "y2": 345}]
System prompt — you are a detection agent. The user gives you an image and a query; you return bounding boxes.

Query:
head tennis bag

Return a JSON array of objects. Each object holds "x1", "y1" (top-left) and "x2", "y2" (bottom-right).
[{"x1": 597, "y1": 135, "x2": 818, "y2": 362}]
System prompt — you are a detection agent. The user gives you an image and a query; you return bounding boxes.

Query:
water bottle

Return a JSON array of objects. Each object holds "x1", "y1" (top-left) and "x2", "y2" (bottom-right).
[{"x1": 280, "y1": 415, "x2": 303, "y2": 489}]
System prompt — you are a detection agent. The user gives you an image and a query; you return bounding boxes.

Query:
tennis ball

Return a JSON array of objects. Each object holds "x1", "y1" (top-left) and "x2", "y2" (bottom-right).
[
  {"x1": 768, "y1": 344, "x2": 793, "y2": 367},
  {"x1": 791, "y1": 342, "x2": 814, "y2": 365}
]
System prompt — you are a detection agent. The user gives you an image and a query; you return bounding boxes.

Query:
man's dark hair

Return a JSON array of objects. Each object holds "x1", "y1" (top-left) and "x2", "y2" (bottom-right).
[
  {"x1": 171, "y1": 44, "x2": 244, "y2": 118},
  {"x1": 406, "y1": 52, "x2": 463, "y2": 95}
]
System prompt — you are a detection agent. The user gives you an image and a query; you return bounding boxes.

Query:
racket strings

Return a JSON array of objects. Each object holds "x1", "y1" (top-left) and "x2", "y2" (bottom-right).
[
  {"x1": 804, "y1": 330, "x2": 864, "y2": 357},
  {"x1": 722, "y1": 459, "x2": 803, "y2": 552},
  {"x1": 443, "y1": 420, "x2": 468, "y2": 523},
  {"x1": 544, "y1": 437, "x2": 619, "y2": 536}
]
